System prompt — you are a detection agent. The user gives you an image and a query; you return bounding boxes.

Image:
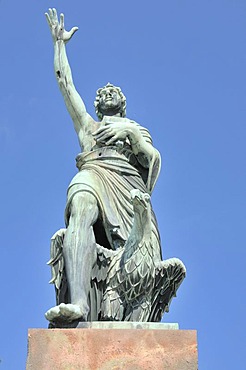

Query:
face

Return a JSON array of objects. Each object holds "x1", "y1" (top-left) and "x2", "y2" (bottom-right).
[{"x1": 98, "y1": 87, "x2": 122, "y2": 116}]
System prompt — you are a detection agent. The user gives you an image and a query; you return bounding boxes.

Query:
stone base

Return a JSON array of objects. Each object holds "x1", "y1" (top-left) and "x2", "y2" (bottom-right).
[{"x1": 26, "y1": 324, "x2": 198, "y2": 369}]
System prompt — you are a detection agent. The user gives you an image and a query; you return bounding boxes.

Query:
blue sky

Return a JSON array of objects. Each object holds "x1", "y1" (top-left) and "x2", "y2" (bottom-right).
[{"x1": 0, "y1": 1, "x2": 245, "y2": 369}]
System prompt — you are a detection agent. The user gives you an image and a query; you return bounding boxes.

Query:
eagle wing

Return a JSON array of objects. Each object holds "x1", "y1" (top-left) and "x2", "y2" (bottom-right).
[
  {"x1": 89, "y1": 244, "x2": 117, "y2": 321},
  {"x1": 47, "y1": 228, "x2": 68, "y2": 305},
  {"x1": 149, "y1": 258, "x2": 186, "y2": 322}
]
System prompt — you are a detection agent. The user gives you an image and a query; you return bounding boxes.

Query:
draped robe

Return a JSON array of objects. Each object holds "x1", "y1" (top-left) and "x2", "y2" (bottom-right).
[{"x1": 64, "y1": 119, "x2": 162, "y2": 261}]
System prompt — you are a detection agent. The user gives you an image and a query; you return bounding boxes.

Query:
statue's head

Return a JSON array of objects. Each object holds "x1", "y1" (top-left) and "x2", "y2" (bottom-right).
[{"x1": 94, "y1": 83, "x2": 126, "y2": 121}]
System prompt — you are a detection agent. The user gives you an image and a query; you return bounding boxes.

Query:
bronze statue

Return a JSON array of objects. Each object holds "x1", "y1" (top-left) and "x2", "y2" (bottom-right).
[{"x1": 44, "y1": 8, "x2": 185, "y2": 327}]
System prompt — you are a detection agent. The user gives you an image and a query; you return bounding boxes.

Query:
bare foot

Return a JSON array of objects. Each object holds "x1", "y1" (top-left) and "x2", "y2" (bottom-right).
[
  {"x1": 45, "y1": 303, "x2": 85, "y2": 322},
  {"x1": 59, "y1": 303, "x2": 84, "y2": 320}
]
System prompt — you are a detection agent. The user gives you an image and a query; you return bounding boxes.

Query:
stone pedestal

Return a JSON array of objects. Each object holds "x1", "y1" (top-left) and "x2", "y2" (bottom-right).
[{"x1": 26, "y1": 323, "x2": 198, "y2": 370}]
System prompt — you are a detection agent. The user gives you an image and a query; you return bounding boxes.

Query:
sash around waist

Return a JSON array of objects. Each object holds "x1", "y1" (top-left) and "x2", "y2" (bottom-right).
[{"x1": 76, "y1": 147, "x2": 130, "y2": 171}]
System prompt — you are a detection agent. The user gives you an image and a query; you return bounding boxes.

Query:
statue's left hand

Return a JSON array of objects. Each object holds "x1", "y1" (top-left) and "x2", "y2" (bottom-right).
[
  {"x1": 93, "y1": 122, "x2": 139, "y2": 145},
  {"x1": 45, "y1": 8, "x2": 78, "y2": 43},
  {"x1": 93, "y1": 122, "x2": 137, "y2": 146}
]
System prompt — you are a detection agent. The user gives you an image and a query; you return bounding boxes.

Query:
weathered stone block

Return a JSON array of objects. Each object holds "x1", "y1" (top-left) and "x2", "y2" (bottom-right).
[{"x1": 26, "y1": 327, "x2": 197, "y2": 369}]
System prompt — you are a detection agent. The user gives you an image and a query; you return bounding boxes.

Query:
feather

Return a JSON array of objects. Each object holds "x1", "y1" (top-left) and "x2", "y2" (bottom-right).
[
  {"x1": 149, "y1": 258, "x2": 186, "y2": 322},
  {"x1": 47, "y1": 228, "x2": 67, "y2": 304}
]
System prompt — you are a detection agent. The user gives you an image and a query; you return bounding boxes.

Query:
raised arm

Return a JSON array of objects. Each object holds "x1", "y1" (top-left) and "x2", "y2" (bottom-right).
[{"x1": 45, "y1": 8, "x2": 93, "y2": 137}]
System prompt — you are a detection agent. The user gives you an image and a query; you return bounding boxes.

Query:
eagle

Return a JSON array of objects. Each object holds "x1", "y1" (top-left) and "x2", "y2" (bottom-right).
[{"x1": 47, "y1": 190, "x2": 186, "y2": 324}]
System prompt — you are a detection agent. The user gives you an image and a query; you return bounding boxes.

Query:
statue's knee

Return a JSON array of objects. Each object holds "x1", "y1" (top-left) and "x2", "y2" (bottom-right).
[{"x1": 70, "y1": 192, "x2": 97, "y2": 214}]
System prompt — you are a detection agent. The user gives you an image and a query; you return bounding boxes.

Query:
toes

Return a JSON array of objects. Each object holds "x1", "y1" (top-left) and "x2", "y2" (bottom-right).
[
  {"x1": 45, "y1": 303, "x2": 85, "y2": 322},
  {"x1": 45, "y1": 306, "x2": 60, "y2": 321}
]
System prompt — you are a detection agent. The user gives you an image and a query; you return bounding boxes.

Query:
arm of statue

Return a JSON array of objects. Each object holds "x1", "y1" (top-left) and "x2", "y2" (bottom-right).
[
  {"x1": 93, "y1": 120, "x2": 158, "y2": 167},
  {"x1": 45, "y1": 8, "x2": 94, "y2": 137}
]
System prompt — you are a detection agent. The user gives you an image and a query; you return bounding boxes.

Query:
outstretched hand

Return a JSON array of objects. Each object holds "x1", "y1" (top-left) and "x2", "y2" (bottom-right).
[{"x1": 45, "y1": 8, "x2": 78, "y2": 43}]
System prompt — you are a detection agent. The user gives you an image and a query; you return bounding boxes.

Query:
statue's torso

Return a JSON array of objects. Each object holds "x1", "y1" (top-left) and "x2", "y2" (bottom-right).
[{"x1": 77, "y1": 115, "x2": 138, "y2": 154}]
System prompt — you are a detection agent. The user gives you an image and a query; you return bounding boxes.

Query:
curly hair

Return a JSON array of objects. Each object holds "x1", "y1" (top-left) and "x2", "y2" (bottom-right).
[{"x1": 94, "y1": 82, "x2": 127, "y2": 121}]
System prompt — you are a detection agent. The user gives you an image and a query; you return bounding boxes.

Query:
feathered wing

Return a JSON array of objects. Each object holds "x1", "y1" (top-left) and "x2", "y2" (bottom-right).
[
  {"x1": 149, "y1": 258, "x2": 186, "y2": 322},
  {"x1": 89, "y1": 244, "x2": 117, "y2": 321},
  {"x1": 47, "y1": 228, "x2": 69, "y2": 305},
  {"x1": 99, "y1": 249, "x2": 126, "y2": 321}
]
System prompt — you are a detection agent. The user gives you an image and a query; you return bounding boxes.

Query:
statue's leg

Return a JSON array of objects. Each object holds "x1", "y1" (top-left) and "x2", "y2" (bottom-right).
[
  {"x1": 63, "y1": 192, "x2": 98, "y2": 318},
  {"x1": 45, "y1": 191, "x2": 98, "y2": 322}
]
